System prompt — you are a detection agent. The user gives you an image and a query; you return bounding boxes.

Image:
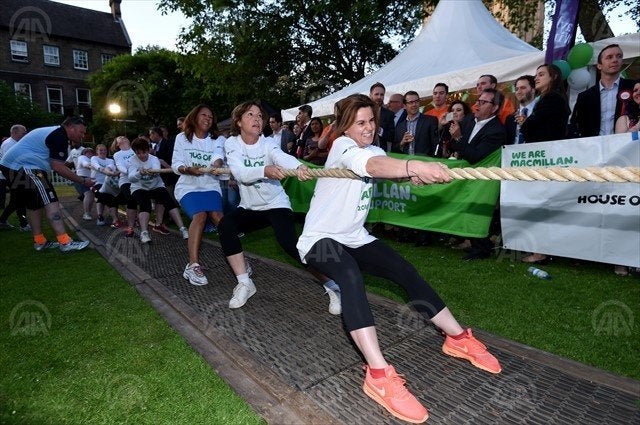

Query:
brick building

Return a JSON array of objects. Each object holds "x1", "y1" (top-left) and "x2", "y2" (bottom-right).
[{"x1": 0, "y1": 0, "x2": 131, "y2": 120}]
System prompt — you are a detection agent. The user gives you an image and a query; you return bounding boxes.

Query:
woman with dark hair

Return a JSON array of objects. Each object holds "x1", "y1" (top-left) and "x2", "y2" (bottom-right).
[
  {"x1": 441, "y1": 100, "x2": 472, "y2": 158},
  {"x1": 615, "y1": 80, "x2": 640, "y2": 134},
  {"x1": 519, "y1": 64, "x2": 571, "y2": 265},
  {"x1": 302, "y1": 117, "x2": 328, "y2": 165},
  {"x1": 520, "y1": 63, "x2": 571, "y2": 143},
  {"x1": 172, "y1": 104, "x2": 225, "y2": 286},
  {"x1": 297, "y1": 94, "x2": 501, "y2": 424},
  {"x1": 218, "y1": 101, "x2": 341, "y2": 312}
]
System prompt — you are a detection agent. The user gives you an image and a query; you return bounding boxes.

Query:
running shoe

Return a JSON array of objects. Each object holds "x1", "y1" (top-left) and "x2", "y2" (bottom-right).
[
  {"x1": 124, "y1": 227, "x2": 134, "y2": 238},
  {"x1": 442, "y1": 328, "x2": 502, "y2": 374},
  {"x1": 111, "y1": 220, "x2": 123, "y2": 229},
  {"x1": 183, "y1": 263, "x2": 208, "y2": 286},
  {"x1": 19, "y1": 224, "x2": 32, "y2": 232},
  {"x1": 152, "y1": 223, "x2": 170, "y2": 235},
  {"x1": 323, "y1": 284, "x2": 342, "y2": 315},
  {"x1": 363, "y1": 365, "x2": 429, "y2": 423},
  {"x1": 59, "y1": 240, "x2": 90, "y2": 252},
  {"x1": 96, "y1": 217, "x2": 106, "y2": 226},
  {"x1": 140, "y1": 230, "x2": 151, "y2": 244},
  {"x1": 229, "y1": 279, "x2": 256, "y2": 309},
  {"x1": 179, "y1": 226, "x2": 189, "y2": 239},
  {"x1": 82, "y1": 213, "x2": 92, "y2": 221},
  {"x1": 34, "y1": 241, "x2": 60, "y2": 251}
]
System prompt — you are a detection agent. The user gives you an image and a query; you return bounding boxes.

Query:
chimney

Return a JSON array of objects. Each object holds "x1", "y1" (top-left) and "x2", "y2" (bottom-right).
[{"x1": 110, "y1": 0, "x2": 122, "y2": 20}]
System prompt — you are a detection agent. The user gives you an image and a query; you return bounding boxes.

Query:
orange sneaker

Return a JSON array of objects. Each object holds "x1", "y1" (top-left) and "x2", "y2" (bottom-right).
[
  {"x1": 363, "y1": 365, "x2": 429, "y2": 423},
  {"x1": 442, "y1": 328, "x2": 502, "y2": 374}
]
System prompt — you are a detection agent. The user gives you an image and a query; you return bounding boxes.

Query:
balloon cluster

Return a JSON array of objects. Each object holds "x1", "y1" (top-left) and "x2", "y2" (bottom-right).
[{"x1": 552, "y1": 43, "x2": 594, "y2": 92}]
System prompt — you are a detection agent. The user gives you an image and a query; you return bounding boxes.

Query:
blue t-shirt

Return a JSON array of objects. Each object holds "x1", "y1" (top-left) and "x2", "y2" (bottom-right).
[{"x1": 0, "y1": 126, "x2": 69, "y2": 171}]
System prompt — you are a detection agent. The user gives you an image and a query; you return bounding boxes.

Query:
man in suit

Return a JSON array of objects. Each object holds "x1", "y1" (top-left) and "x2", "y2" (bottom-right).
[
  {"x1": 450, "y1": 88, "x2": 506, "y2": 165},
  {"x1": 450, "y1": 88, "x2": 507, "y2": 260},
  {"x1": 393, "y1": 91, "x2": 438, "y2": 156},
  {"x1": 570, "y1": 44, "x2": 635, "y2": 138},
  {"x1": 369, "y1": 82, "x2": 396, "y2": 151},
  {"x1": 505, "y1": 75, "x2": 536, "y2": 145},
  {"x1": 476, "y1": 74, "x2": 515, "y2": 125},
  {"x1": 387, "y1": 93, "x2": 407, "y2": 127},
  {"x1": 295, "y1": 104, "x2": 313, "y2": 158},
  {"x1": 269, "y1": 114, "x2": 296, "y2": 155}
]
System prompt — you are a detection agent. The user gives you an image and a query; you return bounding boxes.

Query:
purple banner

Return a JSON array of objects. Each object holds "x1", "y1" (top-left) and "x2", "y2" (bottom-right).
[{"x1": 545, "y1": 0, "x2": 581, "y2": 63}]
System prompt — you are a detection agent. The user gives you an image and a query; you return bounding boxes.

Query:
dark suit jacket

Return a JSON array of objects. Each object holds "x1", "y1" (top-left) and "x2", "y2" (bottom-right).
[
  {"x1": 394, "y1": 109, "x2": 407, "y2": 127},
  {"x1": 521, "y1": 92, "x2": 570, "y2": 143},
  {"x1": 378, "y1": 106, "x2": 395, "y2": 149},
  {"x1": 569, "y1": 78, "x2": 635, "y2": 138},
  {"x1": 154, "y1": 137, "x2": 178, "y2": 185},
  {"x1": 450, "y1": 115, "x2": 506, "y2": 164},
  {"x1": 296, "y1": 122, "x2": 313, "y2": 157},
  {"x1": 392, "y1": 114, "x2": 438, "y2": 156},
  {"x1": 278, "y1": 128, "x2": 296, "y2": 153}
]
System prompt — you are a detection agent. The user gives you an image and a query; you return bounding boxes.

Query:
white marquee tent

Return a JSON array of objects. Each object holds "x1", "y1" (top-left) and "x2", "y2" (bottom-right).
[{"x1": 283, "y1": 0, "x2": 639, "y2": 120}]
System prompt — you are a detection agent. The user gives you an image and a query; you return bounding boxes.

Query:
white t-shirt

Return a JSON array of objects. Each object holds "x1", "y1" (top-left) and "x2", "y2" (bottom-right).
[
  {"x1": 114, "y1": 148, "x2": 135, "y2": 187},
  {"x1": 99, "y1": 175, "x2": 121, "y2": 196},
  {"x1": 171, "y1": 132, "x2": 224, "y2": 202},
  {"x1": 76, "y1": 155, "x2": 92, "y2": 178},
  {"x1": 0, "y1": 138, "x2": 18, "y2": 180},
  {"x1": 90, "y1": 156, "x2": 116, "y2": 185},
  {"x1": 297, "y1": 136, "x2": 385, "y2": 263},
  {"x1": 225, "y1": 134, "x2": 301, "y2": 211},
  {"x1": 67, "y1": 146, "x2": 84, "y2": 169},
  {"x1": 128, "y1": 154, "x2": 165, "y2": 192}
]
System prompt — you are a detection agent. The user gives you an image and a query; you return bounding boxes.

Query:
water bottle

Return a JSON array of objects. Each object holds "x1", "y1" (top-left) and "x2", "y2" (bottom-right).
[{"x1": 528, "y1": 266, "x2": 551, "y2": 280}]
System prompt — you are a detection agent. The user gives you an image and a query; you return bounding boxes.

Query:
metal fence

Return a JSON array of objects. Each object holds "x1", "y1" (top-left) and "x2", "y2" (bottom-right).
[{"x1": 51, "y1": 172, "x2": 73, "y2": 186}]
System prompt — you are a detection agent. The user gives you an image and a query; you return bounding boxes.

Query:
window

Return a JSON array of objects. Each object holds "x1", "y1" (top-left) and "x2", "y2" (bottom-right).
[
  {"x1": 76, "y1": 88, "x2": 91, "y2": 107},
  {"x1": 47, "y1": 87, "x2": 63, "y2": 114},
  {"x1": 73, "y1": 49, "x2": 88, "y2": 70},
  {"x1": 101, "y1": 53, "x2": 115, "y2": 65},
  {"x1": 14, "y1": 83, "x2": 32, "y2": 100},
  {"x1": 43, "y1": 45, "x2": 60, "y2": 66},
  {"x1": 10, "y1": 40, "x2": 28, "y2": 62}
]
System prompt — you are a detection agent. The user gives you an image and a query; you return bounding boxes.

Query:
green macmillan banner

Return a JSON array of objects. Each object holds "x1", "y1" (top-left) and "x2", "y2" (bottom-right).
[{"x1": 282, "y1": 149, "x2": 502, "y2": 238}]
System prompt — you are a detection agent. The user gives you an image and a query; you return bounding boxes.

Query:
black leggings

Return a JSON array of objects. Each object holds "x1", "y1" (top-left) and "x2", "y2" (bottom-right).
[
  {"x1": 304, "y1": 238, "x2": 446, "y2": 332},
  {"x1": 217, "y1": 208, "x2": 301, "y2": 263}
]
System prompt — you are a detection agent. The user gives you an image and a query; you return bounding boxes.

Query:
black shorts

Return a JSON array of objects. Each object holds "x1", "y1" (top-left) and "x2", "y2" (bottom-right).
[
  {"x1": 114, "y1": 183, "x2": 137, "y2": 209},
  {"x1": 2, "y1": 167, "x2": 58, "y2": 210},
  {"x1": 131, "y1": 187, "x2": 177, "y2": 213}
]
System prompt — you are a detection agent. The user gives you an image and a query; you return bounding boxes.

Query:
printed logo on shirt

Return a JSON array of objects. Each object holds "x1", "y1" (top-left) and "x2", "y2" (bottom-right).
[{"x1": 185, "y1": 149, "x2": 213, "y2": 168}]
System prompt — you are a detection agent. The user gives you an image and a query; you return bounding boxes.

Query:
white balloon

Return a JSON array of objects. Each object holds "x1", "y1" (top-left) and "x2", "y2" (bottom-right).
[{"x1": 568, "y1": 67, "x2": 592, "y2": 91}]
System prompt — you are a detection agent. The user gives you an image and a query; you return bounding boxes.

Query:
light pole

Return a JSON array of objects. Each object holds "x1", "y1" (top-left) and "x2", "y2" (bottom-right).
[{"x1": 108, "y1": 102, "x2": 135, "y2": 136}]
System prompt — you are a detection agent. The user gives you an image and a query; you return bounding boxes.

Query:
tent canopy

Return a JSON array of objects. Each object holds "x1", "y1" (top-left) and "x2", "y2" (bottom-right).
[
  {"x1": 284, "y1": 0, "x2": 539, "y2": 118},
  {"x1": 283, "y1": 0, "x2": 639, "y2": 119}
]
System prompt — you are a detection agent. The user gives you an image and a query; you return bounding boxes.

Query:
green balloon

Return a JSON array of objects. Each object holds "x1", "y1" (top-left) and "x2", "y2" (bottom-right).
[
  {"x1": 567, "y1": 43, "x2": 593, "y2": 69},
  {"x1": 553, "y1": 59, "x2": 572, "y2": 80}
]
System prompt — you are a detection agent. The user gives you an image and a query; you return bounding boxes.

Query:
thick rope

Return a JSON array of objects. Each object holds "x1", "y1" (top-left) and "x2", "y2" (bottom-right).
[{"x1": 145, "y1": 166, "x2": 640, "y2": 183}]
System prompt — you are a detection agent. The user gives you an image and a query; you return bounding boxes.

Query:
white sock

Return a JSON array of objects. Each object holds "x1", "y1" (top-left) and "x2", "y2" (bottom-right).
[
  {"x1": 324, "y1": 279, "x2": 340, "y2": 292},
  {"x1": 237, "y1": 273, "x2": 250, "y2": 285}
]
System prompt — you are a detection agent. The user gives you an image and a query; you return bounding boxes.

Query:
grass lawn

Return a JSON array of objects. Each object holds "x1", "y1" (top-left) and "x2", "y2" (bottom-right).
[{"x1": 0, "y1": 223, "x2": 264, "y2": 425}]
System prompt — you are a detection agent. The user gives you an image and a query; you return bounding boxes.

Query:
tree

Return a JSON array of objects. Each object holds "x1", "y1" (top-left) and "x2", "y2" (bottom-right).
[
  {"x1": 158, "y1": 0, "x2": 425, "y2": 106},
  {"x1": 88, "y1": 47, "x2": 214, "y2": 144},
  {"x1": 0, "y1": 81, "x2": 61, "y2": 136}
]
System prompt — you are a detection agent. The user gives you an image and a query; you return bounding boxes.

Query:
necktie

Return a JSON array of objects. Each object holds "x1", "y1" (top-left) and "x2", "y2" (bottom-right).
[{"x1": 517, "y1": 107, "x2": 529, "y2": 144}]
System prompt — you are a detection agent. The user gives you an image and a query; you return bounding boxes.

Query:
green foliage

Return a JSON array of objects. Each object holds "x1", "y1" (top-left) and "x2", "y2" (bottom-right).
[
  {"x1": 158, "y1": 0, "x2": 425, "y2": 107},
  {"x1": 0, "y1": 81, "x2": 63, "y2": 136},
  {"x1": 88, "y1": 47, "x2": 216, "y2": 144}
]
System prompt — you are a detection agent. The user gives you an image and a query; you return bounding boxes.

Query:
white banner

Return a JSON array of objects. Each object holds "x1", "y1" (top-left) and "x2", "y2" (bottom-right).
[{"x1": 501, "y1": 133, "x2": 640, "y2": 268}]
